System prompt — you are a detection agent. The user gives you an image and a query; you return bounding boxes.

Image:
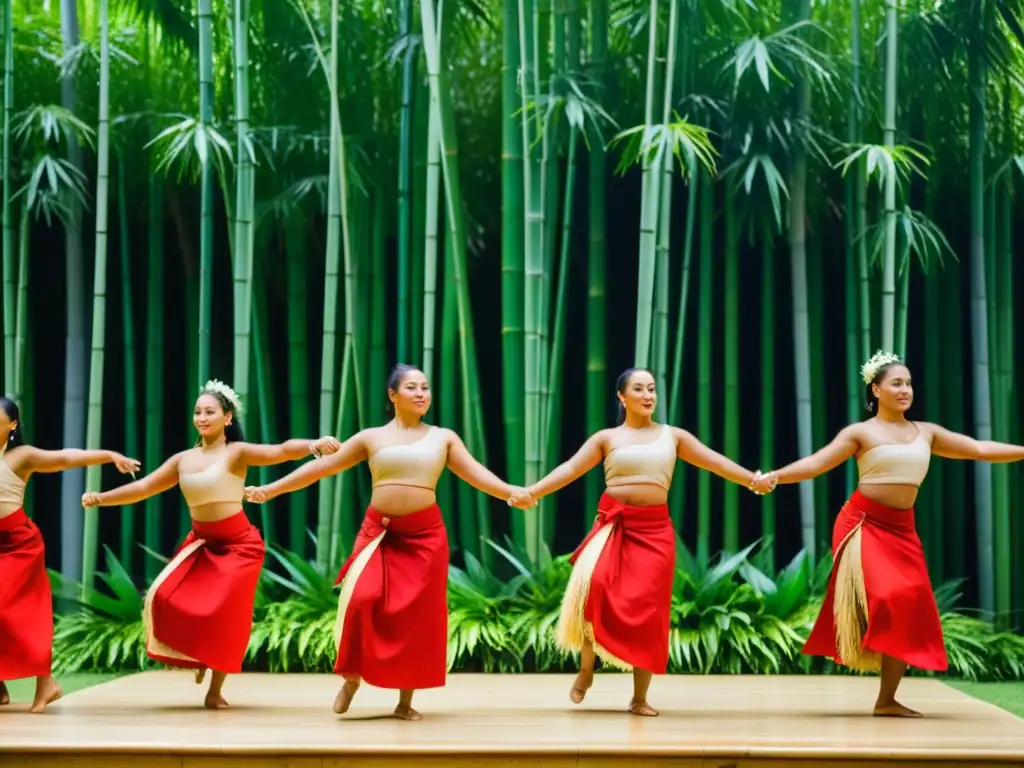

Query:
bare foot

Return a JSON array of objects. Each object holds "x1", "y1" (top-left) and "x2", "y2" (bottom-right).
[
  {"x1": 873, "y1": 701, "x2": 922, "y2": 718},
  {"x1": 0, "y1": 682, "x2": 8, "y2": 706},
  {"x1": 393, "y1": 705, "x2": 423, "y2": 721},
  {"x1": 29, "y1": 676, "x2": 62, "y2": 714},
  {"x1": 203, "y1": 693, "x2": 230, "y2": 710},
  {"x1": 194, "y1": 667, "x2": 207, "y2": 685},
  {"x1": 628, "y1": 699, "x2": 659, "y2": 717},
  {"x1": 569, "y1": 669, "x2": 594, "y2": 705},
  {"x1": 333, "y1": 677, "x2": 361, "y2": 715}
]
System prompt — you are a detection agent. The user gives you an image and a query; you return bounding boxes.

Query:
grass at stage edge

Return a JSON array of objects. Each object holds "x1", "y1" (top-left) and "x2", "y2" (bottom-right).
[
  {"x1": 4, "y1": 673, "x2": 123, "y2": 703},
  {"x1": 945, "y1": 680, "x2": 1024, "y2": 718},
  {"x1": 5, "y1": 674, "x2": 1024, "y2": 719}
]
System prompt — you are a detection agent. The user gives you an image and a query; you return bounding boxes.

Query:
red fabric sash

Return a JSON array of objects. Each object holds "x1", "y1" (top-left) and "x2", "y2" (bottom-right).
[
  {"x1": 148, "y1": 511, "x2": 265, "y2": 673},
  {"x1": 572, "y1": 493, "x2": 675, "y2": 673},
  {"x1": 333, "y1": 504, "x2": 449, "y2": 689},
  {"x1": 0, "y1": 509, "x2": 52, "y2": 679},
  {"x1": 802, "y1": 490, "x2": 948, "y2": 671}
]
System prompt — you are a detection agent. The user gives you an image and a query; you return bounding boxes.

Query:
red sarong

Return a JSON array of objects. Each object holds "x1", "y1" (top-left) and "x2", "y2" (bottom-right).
[
  {"x1": 802, "y1": 489, "x2": 947, "y2": 671},
  {"x1": 333, "y1": 504, "x2": 448, "y2": 689},
  {"x1": 564, "y1": 494, "x2": 675, "y2": 673},
  {"x1": 0, "y1": 510, "x2": 52, "y2": 679},
  {"x1": 145, "y1": 511, "x2": 264, "y2": 673}
]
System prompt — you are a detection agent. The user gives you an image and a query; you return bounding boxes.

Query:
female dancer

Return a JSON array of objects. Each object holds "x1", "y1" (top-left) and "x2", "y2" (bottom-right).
[
  {"x1": 0, "y1": 396, "x2": 139, "y2": 714},
  {"x1": 244, "y1": 363, "x2": 531, "y2": 720},
  {"x1": 760, "y1": 351, "x2": 1024, "y2": 717},
  {"x1": 524, "y1": 367, "x2": 769, "y2": 717},
  {"x1": 81, "y1": 379, "x2": 340, "y2": 709}
]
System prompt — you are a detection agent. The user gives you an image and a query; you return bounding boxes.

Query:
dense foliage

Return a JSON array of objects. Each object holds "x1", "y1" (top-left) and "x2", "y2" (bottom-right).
[
  {"x1": 49, "y1": 542, "x2": 1024, "y2": 681},
  {"x1": 4, "y1": 0, "x2": 1024, "y2": 627}
]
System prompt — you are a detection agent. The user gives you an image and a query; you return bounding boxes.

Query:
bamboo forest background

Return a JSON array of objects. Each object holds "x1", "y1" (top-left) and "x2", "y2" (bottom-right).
[{"x1": 3, "y1": 0, "x2": 1024, "y2": 626}]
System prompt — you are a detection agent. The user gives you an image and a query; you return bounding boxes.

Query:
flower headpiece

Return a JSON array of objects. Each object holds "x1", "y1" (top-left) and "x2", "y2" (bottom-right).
[
  {"x1": 860, "y1": 350, "x2": 902, "y2": 384},
  {"x1": 200, "y1": 379, "x2": 243, "y2": 415}
]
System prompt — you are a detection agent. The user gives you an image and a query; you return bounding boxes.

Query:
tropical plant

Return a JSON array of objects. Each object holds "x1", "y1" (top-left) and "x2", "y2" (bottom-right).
[{"x1": 49, "y1": 541, "x2": 1024, "y2": 683}]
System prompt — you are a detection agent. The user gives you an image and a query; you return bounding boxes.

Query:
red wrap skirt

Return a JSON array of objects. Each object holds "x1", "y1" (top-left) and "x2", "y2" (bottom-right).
[
  {"x1": 333, "y1": 504, "x2": 449, "y2": 690},
  {"x1": 556, "y1": 494, "x2": 675, "y2": 673},
  {"x1": 144, "y1": 511, "x2": 265, "y2": 673},
  {"x1": 802, "y1": 490, "x2": 947, "y2": 672},
  {"x1": 0, "y1": 510, "x2": 52, "y2": 679}
]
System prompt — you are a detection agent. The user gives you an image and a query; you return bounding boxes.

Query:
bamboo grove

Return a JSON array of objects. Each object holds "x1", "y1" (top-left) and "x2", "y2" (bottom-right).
[{"x1": 2, "y1": 0, "x2": 1024, "y2": 622}]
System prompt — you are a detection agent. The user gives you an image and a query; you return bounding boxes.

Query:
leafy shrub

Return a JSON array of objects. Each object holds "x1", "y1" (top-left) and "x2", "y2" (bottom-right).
[{"x1": 49, "y1": 539, "x2": 1024, "y2": 683}]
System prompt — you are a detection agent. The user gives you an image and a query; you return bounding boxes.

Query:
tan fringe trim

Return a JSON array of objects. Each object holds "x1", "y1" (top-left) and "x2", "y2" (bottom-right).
[
  {"x1": 833, "y1": 525, "x2": 882, "y2": 673},
  {"x1": 555, "y1": 523, "x2": 633, "y2": 672},
  {"x1": 143, "y1": 538, "x2": 206, "y2": 666},
  {"x1": 333, "y1": 531, "x2": 387, "y2": 650}
]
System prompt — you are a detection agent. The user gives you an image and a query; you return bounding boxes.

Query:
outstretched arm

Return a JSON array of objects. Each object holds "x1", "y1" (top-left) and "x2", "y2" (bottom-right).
[
  {"x1": 233, "y1": 436, "x2": 341, "y2": 468},
  {"x1": 15, "y1": 447, "x2": 140, "y2": 477},
  {"x1": 246, "y1": 433, "x2": 368, "y2": 502},
  {"x1": 82, "y1": 453, "x2": 181, "y2": 507},
  {"x1": 771, "y1": 426, "x2": 860, "y2": 484},
  {"x1": 444, "y1": 430, "x2": 519, "y2": 501},
  {"x1": 929, "y1": 423, "x2": 1024, "y2": 462},
  {"x1": 672, "y1": 428, "x2": 759, "y2": 487},
  {"x1": 527, "y1": 431, "x2": 605, "y2": 500}
]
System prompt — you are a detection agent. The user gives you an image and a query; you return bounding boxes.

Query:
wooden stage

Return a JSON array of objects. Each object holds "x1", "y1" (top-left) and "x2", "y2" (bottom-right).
[{"x1": 2, "y1": 672, "x2": 1023, "y2": 767}]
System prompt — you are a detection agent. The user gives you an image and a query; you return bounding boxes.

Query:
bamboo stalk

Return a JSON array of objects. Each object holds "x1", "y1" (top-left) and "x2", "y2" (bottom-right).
[
  {"x1": 284, "y1": 214, "x2": 310, "y2": 557},
  {"x1": 760, "y1": 234, "x2": 775, "y2": 570},
  {"x1": 501, "y1": 0, "x2": 526, "y2": 545},
  {"x1": 314, "y1": 0, "x2": 342, "y2": 572},
  {"x1": 396, "y1": 0, "x2": 415, "y2": 361},
  {"x1": 722, "y1": 190, "x2": 738, "y2": 551},
  {"x1": 12, "y1": 204, "x2": 26, "y2": 402},
  {"x1": 879, "y1": 0, "x2": 898, "y2": 351},
  {"x1": 788, "y1": 0, "x2": 815, "y2": 559},
  {"x1": 116, "y1": 156, "x2": 138, "y2": 570},
  {"x1": 583, "y1": 0, "x2": 608, "y2": 527},
  {"x1": 232, "y1": 0, "x2": 255, "y2": 403},
  {"x1": 197, "y1": 0, "x2": 214, "y2": 387},
  {"x1": 696, "y1": 172, "x2": 712, "y2": 563},
  {"x1": 80, "y1": 0, "x2": 111, "y2": 593},
  {"x1": 1, "y1": 0, "x2": 12, "y2": 396},
  {"x1": 633, "y1": 0, "x2": 662, "y2": 369},
  {"x1": 968, "y1": 38, "x2": 993, "y2": 613}
]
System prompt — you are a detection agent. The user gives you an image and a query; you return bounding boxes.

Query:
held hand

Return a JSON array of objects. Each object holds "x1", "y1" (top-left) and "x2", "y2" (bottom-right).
[
  {"x1": 507, "y1": 486, "x2": 536, "y2": 509},
  {"x1": 748, "y1": 470, "x2": 778, "y2": 496},
  {"x1": 244, "y1": 485, "x2": 269, "y2": 503},
  {"x1": 81, "y1": 492, "x2": 102, "y2": 508},
  {"x1": 312, "y1": 436, "x2": 342, "y2": 457},
  {"x1": 112, "y1": 453, "x2": 142, "y2": 476}
]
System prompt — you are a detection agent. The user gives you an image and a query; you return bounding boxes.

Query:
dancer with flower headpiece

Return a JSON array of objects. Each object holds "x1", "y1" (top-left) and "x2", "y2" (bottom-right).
[
  {"x1": 759, "y1": 351, "x2": 1024, "y2": 717},
  {"x1": 0, "y1": 397, "x2": 140, "y2": 714},
  {"x1": 81, "y1": 379, "x2": 341, "y2": 709}
]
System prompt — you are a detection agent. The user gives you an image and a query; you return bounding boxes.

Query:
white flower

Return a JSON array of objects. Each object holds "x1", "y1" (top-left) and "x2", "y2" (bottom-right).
[
  {"x1": 201, "y1": 379, "x2": 244, "y2": 415},
  {"x1": 860, "y1": 350, "x2": 902, "y2": 385}
]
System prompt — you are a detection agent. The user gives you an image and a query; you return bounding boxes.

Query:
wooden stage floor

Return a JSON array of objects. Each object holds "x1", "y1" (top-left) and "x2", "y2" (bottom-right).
[{"x1": 2, "y1": 671, "x2": 1023, "y2": 767}]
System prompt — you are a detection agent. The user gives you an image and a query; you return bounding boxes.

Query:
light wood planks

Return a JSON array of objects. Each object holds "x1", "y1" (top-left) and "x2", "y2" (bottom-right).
[{"x1": 1, "y1": 672, "x2": 1022, "y2": 767}]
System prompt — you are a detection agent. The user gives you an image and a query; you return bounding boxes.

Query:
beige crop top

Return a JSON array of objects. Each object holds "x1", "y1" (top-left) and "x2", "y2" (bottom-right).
[
  {"x1": 857, "y1": 430, "x2": 931, "y2": 487},
  {"x1": 0, "y1": 451, "x2": 26, "y2": 507},
  {"x1": 178, "y1": 456, "x2": 245, "y2": 507},
  {"x1": 368, "y1": 427, "x2": 448, "y2": 490},
  {"x1": 604, "y1": 425, "x2": 677, "y2": 491}
]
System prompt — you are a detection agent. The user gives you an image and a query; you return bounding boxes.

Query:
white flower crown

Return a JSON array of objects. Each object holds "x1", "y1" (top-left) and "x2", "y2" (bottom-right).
[
  {"x1": 201, "y1": 379, "x2": 243, "y2": 415},
  {"x1": 860, "y1": 350, "x2": 902, "y2": 384}
]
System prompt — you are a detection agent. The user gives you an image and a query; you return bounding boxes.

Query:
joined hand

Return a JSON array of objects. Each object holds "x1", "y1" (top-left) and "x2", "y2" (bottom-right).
[
  {"x1": 314, "y1": 436, "x2": 342, "y2": 456},
  {"x1": 749, "y1": 470, "x2": 778, "y2": 496},
  {"x1": 507, "y1": 486, "x2": 536, "y2": 509}
]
